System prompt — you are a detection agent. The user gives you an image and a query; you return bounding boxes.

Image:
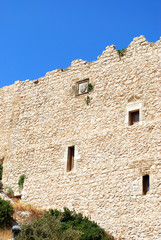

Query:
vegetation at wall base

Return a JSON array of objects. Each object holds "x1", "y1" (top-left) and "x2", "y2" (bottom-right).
[
  {"x1": 15, "y1": 207, "x2": 114, "y2": 240},
  {"x1": 15, "y1": 214, "x2": 81, "y2": 240},
  {"x1": 0, "y1": 228, "x2": 13, "y2": 240},
  {"x1": 0, "y1": 197, "x2": 14, "y2": 228},
  {"x1": 4, "y1": 186, "x2": 14, "y2": 197},
  {"x1": 48, "y1": 208, "x2": 114, "y2": 240}
]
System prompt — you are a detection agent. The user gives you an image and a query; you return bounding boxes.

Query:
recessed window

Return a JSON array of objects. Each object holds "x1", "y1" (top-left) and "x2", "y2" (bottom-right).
[
  {"x1": 67, "y1": 146, "x2": 75, "y2": 172},
  {"x1": 126, "y1": 101, "x2": 143, "y2": 126},
  {"x1": 0, "y1": 161, "x2": 3, "y2": 181},
  {"x1": 129, "y1": 110, "x2": 139, "y2": 125},
  {"x1": 77, "y1": 79, "x2": 89, "y2": 95},
  {"x1": 143, "y1": 175, "x2": 150, "y2": 195}
]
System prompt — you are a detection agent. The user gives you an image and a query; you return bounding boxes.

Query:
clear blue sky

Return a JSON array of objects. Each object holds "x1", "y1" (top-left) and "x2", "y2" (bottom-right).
[{"x1": 0, "y1": 0, "x2": 160, "y2": 88}]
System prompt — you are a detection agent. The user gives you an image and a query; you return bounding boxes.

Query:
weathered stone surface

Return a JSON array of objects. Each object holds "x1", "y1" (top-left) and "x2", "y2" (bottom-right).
[{"x1": 0, "y1": 35, "x2": 161, "y2": 239}]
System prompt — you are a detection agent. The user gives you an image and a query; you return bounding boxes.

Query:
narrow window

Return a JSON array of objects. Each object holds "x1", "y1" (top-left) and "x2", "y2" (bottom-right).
[
  {"x1": 0, "y1": 161, "x2": 3, "y2": 189},
  {"x1": 143, "y1": 175, "x2": 150, "y2": 195},
  {"x1": 67, "y1": 146, "x2": 75, "y2": 172},
  {"x1": 129, "y1": 110, "x2": 139, "y2": 125},
  {"x1": 0, "y1": 162, "x2": 3, "y2": 180}
]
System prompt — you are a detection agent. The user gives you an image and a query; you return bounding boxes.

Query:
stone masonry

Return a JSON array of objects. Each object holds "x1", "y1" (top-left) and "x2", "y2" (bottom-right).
[{"x1": 0, "y1": 36, "x2": 161, "y2": 239}]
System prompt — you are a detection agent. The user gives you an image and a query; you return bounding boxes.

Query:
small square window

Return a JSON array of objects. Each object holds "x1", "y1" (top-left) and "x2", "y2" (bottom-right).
[
  {"x1": 143, "y1": 175, "x2": 150, "y2": 195},
  {"x1": 67, "y1": 146, "x2": 75, "y2": 172},
  {"x1": 129, "y1": 110, "x2": 139, "y2": 125},
  {"x1": 77, "y1": 79, "x2": 89, "y2": 95}
]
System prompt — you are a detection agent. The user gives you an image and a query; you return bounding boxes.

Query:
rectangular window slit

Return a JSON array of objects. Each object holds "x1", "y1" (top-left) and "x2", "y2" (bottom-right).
[
  {"x1": 143, "y1": 175, "x2": 149, "y2": 195},
  {"x1": 67, "y1": 146, "x2": 75, "y2": 172},
  {"x1": 129, "y1": 110, "x2": 139, "y2": 125}
]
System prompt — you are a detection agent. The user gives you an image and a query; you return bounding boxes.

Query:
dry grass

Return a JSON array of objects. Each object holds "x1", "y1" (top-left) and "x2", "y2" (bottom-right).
[
  {"x1": 0, "y1": 228, "x2": 12, "y2": 240},
  {"x1": 13, "y1": 201, "x2": 43, "y2": 214},
  {"x1": 12, "y1": 201, "x2": 44, "y2": 222}
]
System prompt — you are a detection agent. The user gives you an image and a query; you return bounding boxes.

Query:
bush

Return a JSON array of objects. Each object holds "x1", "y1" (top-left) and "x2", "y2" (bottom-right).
[
  {"x1": 15, "y1": 214, "x2": 81, "y2": 240},
  {"x1": 48, "y1": 208, "x2": 114, "y2": 240},
  {"x1": 87, "y1": 83, "x2": 93, "y2": 92},
  {"x1": 4, "y1": 186, "x2": 14, "y2": 197},
  {"x1": 117, "y1": 48, "x2": 127, "y2": 58},
  {"x1": 0, "y1": 197, "x2": 14, "y2": 228},
  {"x1": 15, "y1": 208, "x2": 114, "y2": 240},
  {"x1": 18, "y1": 174, "x2": 26, "y2": 190}
]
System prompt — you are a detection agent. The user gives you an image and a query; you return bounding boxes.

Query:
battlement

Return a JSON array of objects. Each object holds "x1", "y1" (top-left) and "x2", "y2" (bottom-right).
[{"x1": 1, "y1": 35, "x2": 160, "y2": 89}]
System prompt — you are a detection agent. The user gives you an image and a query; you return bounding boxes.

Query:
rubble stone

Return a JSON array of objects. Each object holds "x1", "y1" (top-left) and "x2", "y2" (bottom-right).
[{"x1": 0, "y1": 35, "x2": 161, "y2": 239}]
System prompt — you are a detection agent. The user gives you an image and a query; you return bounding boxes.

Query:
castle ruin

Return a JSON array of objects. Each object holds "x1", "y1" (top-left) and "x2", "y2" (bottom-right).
[{"x1": 0, "y1": 36, "x2": 161, "y2": 239}]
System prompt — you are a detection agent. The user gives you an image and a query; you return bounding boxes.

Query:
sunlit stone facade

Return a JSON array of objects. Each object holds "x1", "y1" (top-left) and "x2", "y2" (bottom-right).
[{"x1": 1, "y1": 36, "x2": 161, "y2": 239}]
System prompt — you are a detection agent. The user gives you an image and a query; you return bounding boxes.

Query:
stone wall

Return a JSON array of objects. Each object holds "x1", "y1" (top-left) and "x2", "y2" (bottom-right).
[{"x1": 1, "y1": 35, "x2": 161, "y2": 239}]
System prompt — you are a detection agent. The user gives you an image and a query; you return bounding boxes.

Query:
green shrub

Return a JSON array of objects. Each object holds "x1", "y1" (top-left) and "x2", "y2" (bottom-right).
[
  {"x1": 18, "y1": 174, "x2": 26, "y2": 190},
  {"x1": 0, "y1": 163, "x2": 2, "y2": 180},
  {"x1": 15, "y1": 214, "x2": 81, "y2": 240},
  {"x1": 117, "y1": 48, "x2": 127, "y2": 58},
  {"x1": 4, "y1": 186, "x2": 14, "y2": 196},
  {"x1": 87, "y1": 83, "x2": 93, "y2": 92},
  {"x1": 48, "y1": 208, "x2": 114, "y2": 240},
  {"x1": 0, "y1": 197, "x2": 14, "y2": 228},
  {"x1": 0, "y1": 180, "x2": 2, "y2": 189},
  {"x1": 15, "y1": 208, "x2": 114, "y2": 240},
  {"x1": 86, "y1": 96, "x2": 90, "y2": 105}
]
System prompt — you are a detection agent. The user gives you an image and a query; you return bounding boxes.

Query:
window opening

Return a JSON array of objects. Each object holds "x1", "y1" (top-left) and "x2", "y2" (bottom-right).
[
  {"x1": 0, "y1": 162, "x2": 3, "y2": 180},
  {"x1": 129, "y1": 110, "x2": 139, "y2": 125},
  {"x1": 67, "y1": 146, "x2": 75, "y2": 172},
  {"x1": 77, "y1": 79, "x2": 89, "y2": 95},
  {"x1": 0, "y1": 162, "x2": 3, "y2": 190},
  {"x1": 143, "y1": 175, "x2": 149, "y2": 195}
]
